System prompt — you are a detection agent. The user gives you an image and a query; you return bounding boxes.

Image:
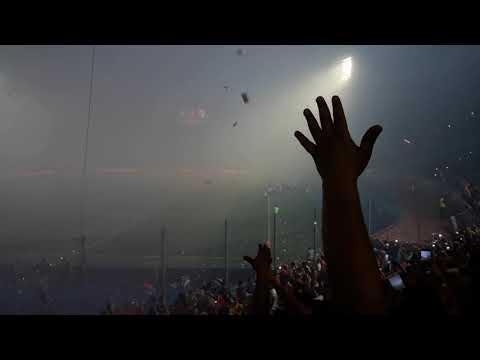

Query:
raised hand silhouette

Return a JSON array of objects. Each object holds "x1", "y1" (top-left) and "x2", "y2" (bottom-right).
[
  {"x1": 244, "y1": 244, "x2": 312, "y2": 315},
  {"x1": 244, "y1": 244, "x2": 273, "y2": 281},
  {"x1": 295, "y1": 96, "x2": 382, "y2": 184},
  {"x1": 243, "y1": 244, "x2": 274, "y2": 315},
  {"x1": 294, "y1": 95, "x2": 386, "y2": 316}
]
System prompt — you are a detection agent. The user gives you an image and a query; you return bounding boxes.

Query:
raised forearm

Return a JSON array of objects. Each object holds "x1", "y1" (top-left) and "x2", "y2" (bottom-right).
[
  {"x1": 251, "y1": 275, "x2": 271, "y2": 315},
  {"x1": 322, "y1": 179, "x2": 386, "y2": 315}
]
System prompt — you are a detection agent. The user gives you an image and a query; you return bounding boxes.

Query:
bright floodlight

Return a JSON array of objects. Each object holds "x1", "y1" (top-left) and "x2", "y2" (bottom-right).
[{"x1": 341, "y1": 57, "x2": 352, "y2": 81}]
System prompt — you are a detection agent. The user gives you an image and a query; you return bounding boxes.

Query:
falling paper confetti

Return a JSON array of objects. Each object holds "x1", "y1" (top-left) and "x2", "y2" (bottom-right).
[
  {"x1": 241, "y1": 92, "x2": 249, "y2": 104},
  {"x1": 233, "y1": 121, "x2": 238, "y2": 127},
  {"x1": 198, "y1": 108, "x2": 207, "y2": 119},
  {"x1": 403, "y1": 139, "x2": 411, "y2": 144}
]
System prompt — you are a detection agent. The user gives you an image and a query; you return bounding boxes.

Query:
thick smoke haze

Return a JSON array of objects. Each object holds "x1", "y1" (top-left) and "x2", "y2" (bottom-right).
[{"x1": 1, "y1": 45, "x2": 480, "y2": 267}]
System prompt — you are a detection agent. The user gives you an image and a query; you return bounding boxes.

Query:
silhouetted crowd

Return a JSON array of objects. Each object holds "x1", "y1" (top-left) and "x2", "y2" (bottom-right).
[
  {"x1": 105, "y1": 230, "x2": 480, "y2": 318},
  {"x1": 104, "y1": 178, "x2": 480, "y2": 318},
  {"x1": 103, "y1": 257, "x2": 329, "y2": 316}
]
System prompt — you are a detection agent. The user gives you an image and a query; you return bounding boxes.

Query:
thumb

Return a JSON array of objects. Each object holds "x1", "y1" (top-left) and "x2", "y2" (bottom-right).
[
  {"x1": 360, "y1": 125, "x2": 383, "y2": 158},
  {"x1": 243, "y1": 256, "x2": 254, "y2": 266}
]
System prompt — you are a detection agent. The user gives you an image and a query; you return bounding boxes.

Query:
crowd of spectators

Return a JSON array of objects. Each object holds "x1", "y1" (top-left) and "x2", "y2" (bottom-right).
[
  {"x1": 105, "y1": 95, "x2": 480, "y2": 318},
  {"x1": 103, "y1": 255, "x2": 328, "y2": 316},
  {"x1": 107, "y1": 219, "x2": 480, "y2": 318}
]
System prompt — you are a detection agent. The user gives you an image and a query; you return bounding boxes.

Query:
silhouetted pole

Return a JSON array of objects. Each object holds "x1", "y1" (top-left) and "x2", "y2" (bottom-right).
[
  {"x1": 265, "y1": 192, "x2": 271, "y2": 243},
  {"x1": 79, "y1": 46, "x2": 96, "y2": 260},
  {"x1": 161, "y1": 226, "x2": 167, "y2": 307},
  {"x1": 154, "y1": 262, "x2": 159, "y2": 289},
  {"x1": 224, "y1": 219, "x2": 229, "y2": 289},
  {"x1": 313, "y1": 208, "x2": 317, "y2": 259},
  {"x1": 273, "y1": 206, "x2": 279, "y2": 272},
  {"x1": 80, "y1": 235, "x2": 87, "y2": 273}
]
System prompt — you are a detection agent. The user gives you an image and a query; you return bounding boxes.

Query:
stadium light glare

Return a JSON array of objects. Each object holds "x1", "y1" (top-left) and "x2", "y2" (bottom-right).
[{"x1": 341, "y1": 57, "x2": 352, "y2": 81}]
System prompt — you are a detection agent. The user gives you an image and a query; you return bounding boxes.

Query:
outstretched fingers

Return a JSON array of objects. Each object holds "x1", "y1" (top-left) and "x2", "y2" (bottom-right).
[
  {"x1": 243, "y1": 256, "x2": 254, "y2": 266},
  {"x1": 295, "y1": 131, "x2": 316, "y2": 156},
  {"x1": 360, "y1": 125, "x2": 383, "y2": 157},
  {"x1": 303, "y1": 108, "x2": 322, "y2": 144},
  {"x1": 359, "y1": 125, "x2": 383, "y2": 172},
  {"x1": 332, "y1": 96, "x2": 349, "y2": 138},
  {"x1": 316, "y1": 96, "x2": 333, "y2": 135}
]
